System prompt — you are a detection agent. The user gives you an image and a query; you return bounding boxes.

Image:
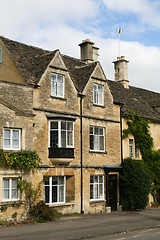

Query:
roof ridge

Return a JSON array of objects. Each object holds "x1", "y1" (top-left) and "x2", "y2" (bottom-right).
[{"x1": 0, "y1": 36, "x2": 50, "y2": 53}]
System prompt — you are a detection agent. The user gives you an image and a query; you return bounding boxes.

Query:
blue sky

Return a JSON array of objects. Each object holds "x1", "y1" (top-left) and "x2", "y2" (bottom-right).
[{"x1": 1, "y1": 0, "x2": 160, "y2": 92}]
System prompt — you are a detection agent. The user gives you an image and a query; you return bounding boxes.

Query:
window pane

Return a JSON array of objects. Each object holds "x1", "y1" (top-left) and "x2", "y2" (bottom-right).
[
  {"x1": 99, "y1": 184, "x2": 103, "y2": 199},
  {"x1": 12, "y1": 139, "x2": 19, "y2": 148},
  {"x1": 98, "y1": 85, "x2": 103, "y2": 105},
  {"x1": 4, "y1": 130, "x2": 10, "y2": 138},
  {"x1": 4, "y1": 139, "x2": 10, "y2": 148},
  {"x1": 67, "y1": 122, "x2": 73, "y2": 131},
  {"x1": 94, "y1": 135, "x2": 99, "y2": 150},
  {"x1": 94, "y1": 176, "x2": 98, "y2": 183},
  {"x1": 52, "y1": 176, "x2": 58, "y2": 185},
  {"x1": 90, "y1": 176, "x2": 94, "y2": 183},
  {"x1": 3, "y1": 190, "x2": 9, "y2": 199},
  {"x1": 61, "y1": 131, "x2": 66, "y2": 147},
  {"x1": 4, "y1": 130, "x2": 10, "y2": 148},
  {"x1": 90, "y1": 126, "x2": 93, "y2": 134},
  {"x1": 57, "y1": 77, "x2": 63, "y2": 97},
  {"x1": 50, "y1": 130, "x2": 58, "y2": 148},
  {"x1": 129, "y1": 139, "x2": 133, "y2": 158},
  {"x1": 3, "y1": 179, "x2": 9, "y2": 188},
  {"x1": 52, "y1": 186, "x2": 57, "y2": 202},
  {"x1": 12, "y1": 179, "x2": 18, "y2": 188},
  {"x1": 99, "y1": 128, "x2": 103, "y2": 135},
  {"x1": 51, "y1": 79, "x2": 57, "y2": 96},
  {"x1": 58, "y1": 176, "x2": 64, "y2": 185},
  {"x1": 50, "y1": 121, "x2": 58, "y2": 130},
  {"x1": 94, "y1": 184, "x2": 98, "y2": 199},
  {"x1": 135, "y1": 142, "x2": 139, "y2": 158},
  {"x1": 100, "y1": 136, "x2": 104, "y2": 150},
  {"x1": 94, "y1": 127, "x2": 99, "y2": 135},
  {"x1": 44, "y1": 177, "x2": 49, "y2": 185},
  {"x1": 90, "y1": 135, "x2": 94, "y2": 150},
  {"x1": 59, "y1": 185, "x2": 64, "y2": 202},
  {"x1": 67, "y1": 131, "x2": 73, "y2": 146},
  {"x1": 90, "y1": 185, "x2": 93, "y2": 199},
  {"x1": 45, "y1": 186, "x2": 49, "y2": 203},
  {"x1": 12, "y1": 189, "x2": 18, "y2": 199},
  {"x1": 99, "y1": 176, "x2": 103, "y2": 183},
  {"x1": 61, "y1": 121, "x2": 66, "y2": 130}
]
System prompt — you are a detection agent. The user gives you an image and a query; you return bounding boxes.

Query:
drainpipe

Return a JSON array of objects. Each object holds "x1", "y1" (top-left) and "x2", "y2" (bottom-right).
[
  {"x1": 78, "y1": 93, "x2": 85, "y2": 214},
  {"x1": 120, "y1": 104, "x2": 123, "y2": 166}
]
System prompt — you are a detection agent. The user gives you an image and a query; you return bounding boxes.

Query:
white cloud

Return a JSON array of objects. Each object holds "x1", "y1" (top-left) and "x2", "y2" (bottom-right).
[
  {"x1": 96, "y1": 38, "x2": 160, "y2": 92},
  {"x1": 0, "y1": 0, "x2": 160, "y2": 93},
  {"x1": 102, "y1": 0, "x2": 160, "y2": 28},
  {"x1": 0, "y1": 0, "x2": 98, "y2": 40}
]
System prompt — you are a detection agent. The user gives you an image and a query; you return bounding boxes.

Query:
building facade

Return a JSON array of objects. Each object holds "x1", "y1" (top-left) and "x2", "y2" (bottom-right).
[{"x1": 0, "y1": 36, "x2": 160, "y2": 219}]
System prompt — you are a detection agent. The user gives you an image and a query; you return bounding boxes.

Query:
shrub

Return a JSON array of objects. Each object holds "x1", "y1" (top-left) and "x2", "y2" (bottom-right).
[
  {"x1": 120, "y1": 158, "x2": 151, "y2": 211},
  {"x1": 30, "y1": 201, "x2": 61, "y2": 223}
]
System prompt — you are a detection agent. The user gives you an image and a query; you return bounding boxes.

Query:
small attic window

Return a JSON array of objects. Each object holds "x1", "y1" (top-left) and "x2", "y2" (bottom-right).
[{"x1": 0, "y1": 49, "x2": 2, "y2": 63}]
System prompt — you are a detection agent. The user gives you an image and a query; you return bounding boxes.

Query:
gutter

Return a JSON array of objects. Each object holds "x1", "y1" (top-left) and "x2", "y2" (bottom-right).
[
  {"x1": 120, "y1": 105, "x2": 123, "y2": 166},
  {"x1": 78, "y1": 93, "x2": 85, "y2": 214}
]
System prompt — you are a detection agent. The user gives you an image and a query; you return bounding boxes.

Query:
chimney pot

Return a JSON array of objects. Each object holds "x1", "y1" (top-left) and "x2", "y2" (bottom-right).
[{"x1": 79, "y1": 39, "x2": 99, "y2": 63}]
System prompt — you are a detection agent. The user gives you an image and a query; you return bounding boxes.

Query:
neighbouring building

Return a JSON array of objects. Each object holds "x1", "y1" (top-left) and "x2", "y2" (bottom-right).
[{"x1": 0, "y1": 36, "x2": 160, "y2": 219}]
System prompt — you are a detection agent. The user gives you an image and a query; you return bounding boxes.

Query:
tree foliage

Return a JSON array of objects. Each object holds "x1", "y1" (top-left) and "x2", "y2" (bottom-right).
[
  {"x1": 122, "y1": 111, "x2": 160, "y2": 205},
  {"x1": 120, "y1": 158, "x2": 151, "y2": 210}
]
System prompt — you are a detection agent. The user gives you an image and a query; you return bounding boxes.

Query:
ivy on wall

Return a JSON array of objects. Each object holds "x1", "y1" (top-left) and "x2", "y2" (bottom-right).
[
  {"x1": 0, "y1": 150, "x2": 42, "y2": 169},
  {"x1": 122, "y1": 111, "x2": 160, "y2": 205}
]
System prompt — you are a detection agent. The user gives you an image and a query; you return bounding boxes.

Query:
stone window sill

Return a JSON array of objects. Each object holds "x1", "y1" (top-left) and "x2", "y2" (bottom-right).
[
  {"x1": 89, "y1": 150, "x2": 107, "y2": 154},
  {"x1": 90, "y1": 200, "x2": 106, "y2": 204},
  {"x1": 48, "y1": 202, "x2": 75, "y2": 207},
  {"x1": 93, "y1": 104, "x2": 105, "y2": 108},
  {"x1": 50, "y1": 95, "x2": 66, "y2": 101}
]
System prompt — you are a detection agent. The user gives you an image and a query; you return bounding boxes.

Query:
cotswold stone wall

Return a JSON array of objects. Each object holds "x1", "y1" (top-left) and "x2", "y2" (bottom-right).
[{"x1": 32, "y1": 53, "x2": 122, "y2": 214}]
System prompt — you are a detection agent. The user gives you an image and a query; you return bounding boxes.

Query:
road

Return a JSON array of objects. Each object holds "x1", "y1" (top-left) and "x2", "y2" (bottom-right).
[{"x1": 0, "y1": 208, "x2": 160, "y2": 240}]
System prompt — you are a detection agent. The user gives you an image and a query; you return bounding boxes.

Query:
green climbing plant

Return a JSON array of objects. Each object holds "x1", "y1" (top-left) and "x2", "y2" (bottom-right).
[
  {"x1": 0, "y1": 150, "x2": 42, "y2": 169},
  {"x1": 122, "y1": 111, "x2": 160, "y2": 205}
]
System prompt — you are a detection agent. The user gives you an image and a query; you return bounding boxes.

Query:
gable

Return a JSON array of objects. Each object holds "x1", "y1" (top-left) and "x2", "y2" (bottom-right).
[
  {"x1": 0, "y1": 40, "x2": 27, "y2": 85},
  {"x1": 91, "y1": 62, "x2": 106, "y2": 82},
  {"x1": 33, "y1": 51, "x2": 79, "y2": 111}
]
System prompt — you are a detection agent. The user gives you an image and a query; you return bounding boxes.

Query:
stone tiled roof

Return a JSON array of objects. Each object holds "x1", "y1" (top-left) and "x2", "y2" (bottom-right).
[
  {"x1": 107, "y1": 80, "x2": 160, "y2": 122},
  {"x1": 0, "y1": 36, "x2": 57, "y2": 85},
  {"x1": 62, "y1": 55, "x2": 97, "y2": 92},
  {"x1": 0, "y1": 37, "x2": 97, "y2": 91}
]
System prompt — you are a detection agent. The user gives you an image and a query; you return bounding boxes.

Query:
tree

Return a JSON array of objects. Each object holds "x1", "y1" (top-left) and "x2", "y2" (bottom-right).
[{"x1": 120, "y1": 158, "x2": 151, "y2": 210}]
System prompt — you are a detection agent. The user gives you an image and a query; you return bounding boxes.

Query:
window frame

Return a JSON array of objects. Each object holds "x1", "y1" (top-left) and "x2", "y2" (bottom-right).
[
  {"x1": 3, "y1": 128, "x2": 21, "y2": 150},
  {"x1": 51, "y1": 72, "x2": 64, "y2": 98},
  {"x1": 2, "y1": 178, "x2": 19, "y2": 201},
  {"x1": 135, "y1": 141, "x2": 139, "y2": 159},
  {"x1": 90, "y1": 175, "x2": 104, "y2": 201},
  {"x1": 49, "y1": 120, "x2": 74, "y2": 148},
  {"x1": 129, "y1": 139, "x2": 133, "y2": 158},
  {"x1": 90, "y1": 126, "x2": 105, "y2": 152},
  {"x1": 43, "y1": 176, "x2": 66, "y2": 205},
  {"x1": 93, "y1": 83, "x2": 104, "y2": 106}
]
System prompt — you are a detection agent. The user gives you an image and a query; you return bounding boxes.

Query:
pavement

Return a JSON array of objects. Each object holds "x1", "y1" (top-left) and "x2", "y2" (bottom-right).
[{"x1": 0, "y1": 208, "x2": 160, "y2": 239}]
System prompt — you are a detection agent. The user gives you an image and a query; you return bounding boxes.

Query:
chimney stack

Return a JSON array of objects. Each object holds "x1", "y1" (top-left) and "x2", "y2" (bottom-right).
[
  {"x1": 79, "y1": 39, "x2": 99, "y2": 63},
  {"x1": 113, "y1": 56, "x2": 129, "y2": 88}
]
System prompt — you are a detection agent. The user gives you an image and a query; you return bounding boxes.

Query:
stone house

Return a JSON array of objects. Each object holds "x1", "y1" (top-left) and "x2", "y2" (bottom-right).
[
  {"x1": 108, "y1": 56, "x2": 160, "y2": 161},
  {"x1": 0, "y1": 36, "x2": 160, "y2": 219}
]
